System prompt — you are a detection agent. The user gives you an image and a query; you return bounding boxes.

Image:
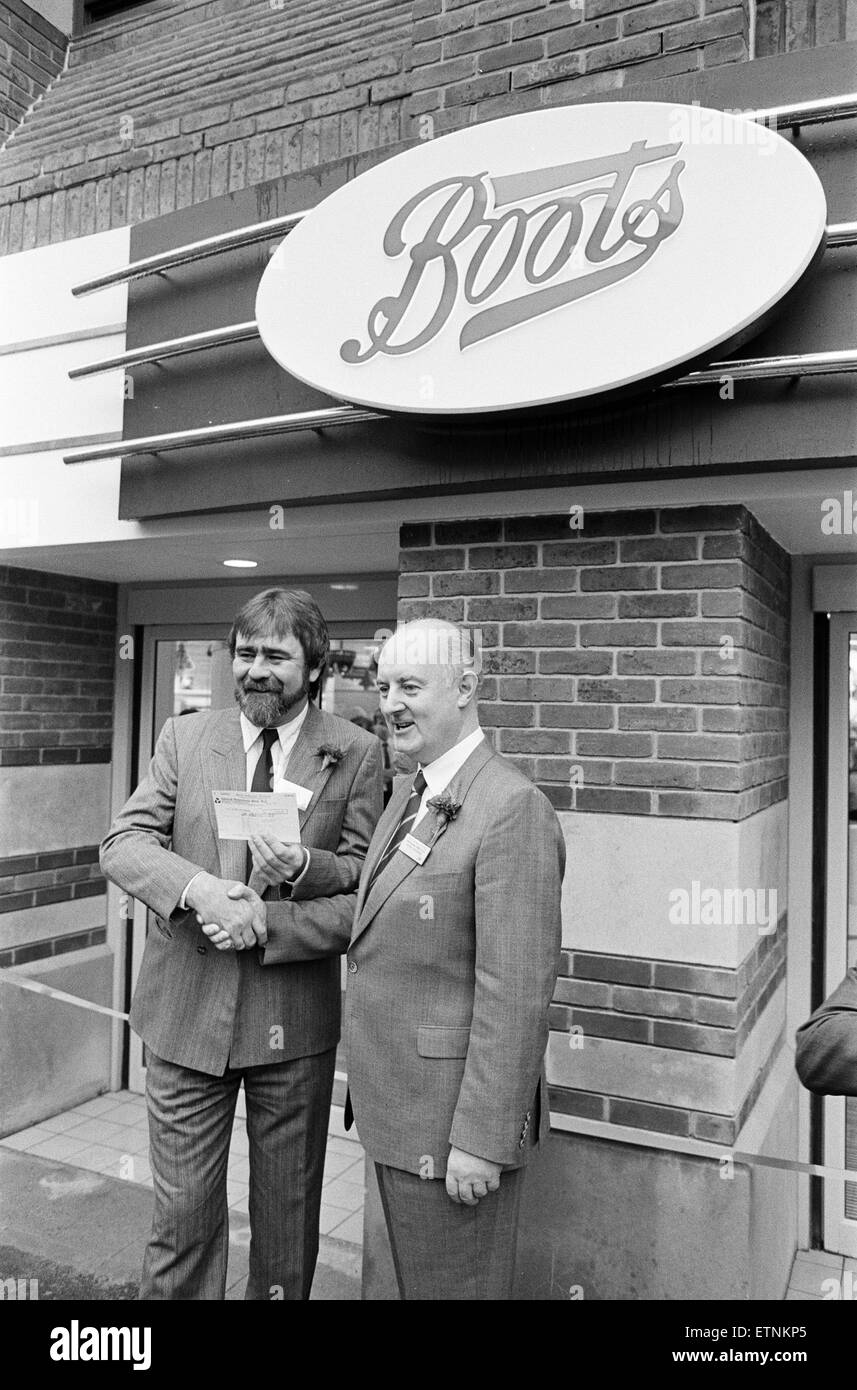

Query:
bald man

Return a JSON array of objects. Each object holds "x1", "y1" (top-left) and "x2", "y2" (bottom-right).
[{"x1": 344, "y1": 620, "x2": 565, "y2": 1300}]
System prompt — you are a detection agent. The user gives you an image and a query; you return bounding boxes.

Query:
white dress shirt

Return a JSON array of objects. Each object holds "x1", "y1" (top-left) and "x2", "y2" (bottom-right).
[
  {"x1": 180, "y1": 703, "x2": 311, "y2": 910},
  {"x1": 238, "y1": 704, "x2": 309, "y2": 784},
  {"x1": 412, "y1": 726, "x2": 485, "y2": 830}
]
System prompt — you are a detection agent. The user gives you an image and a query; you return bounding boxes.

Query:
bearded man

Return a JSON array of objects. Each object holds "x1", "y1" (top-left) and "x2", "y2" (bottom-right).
[{"x1": 101, "y1": 589, "x2": 383, "y2": 1300}]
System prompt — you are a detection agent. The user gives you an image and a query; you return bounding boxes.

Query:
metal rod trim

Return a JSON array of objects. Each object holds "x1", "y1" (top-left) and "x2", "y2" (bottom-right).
[
  {"x1": 667, "y1": 348, "x2": 857, "y2": 387},
  {"x1": 746, "y1": 92, "x2": 857, "y2": 126},
  {"x1": 67, "y1": 220, "x2": 857, "y2": 380},
  {"x1": 68, "y1": 322, "x2": 260, "y2": 377},
  {"x1": 63, "y1": 349, "x2": 857, "y2": 463},
  {"x1": 827, "y1": 222, "x2": 857, "y2": 248},
  {"x1": 63, "y1": 406, "x2": 385, "y2": 463},
  {"x1": 71, "y1": 211, "x2": 307, "y2": 298}
]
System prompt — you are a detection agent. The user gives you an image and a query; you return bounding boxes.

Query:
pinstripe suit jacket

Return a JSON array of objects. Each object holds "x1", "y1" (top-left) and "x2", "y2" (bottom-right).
[
  {"x1": 100, "y1": 703, "x2": 383, "y2": 1075},
  {"x1": 344, "y1": 738, "x2": 565, "y2": 1179}
]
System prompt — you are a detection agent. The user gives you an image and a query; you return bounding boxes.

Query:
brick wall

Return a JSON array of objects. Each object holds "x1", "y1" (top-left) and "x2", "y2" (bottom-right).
[
  {"x1": 397, "y1": 505, "x2": 790, "y2": 821},
  {"x1": 0, "y1": 0, "x2": 413, "y2": 251},
  {"x1": 408, "y1": 0, "x2": 750, "y2": 132},
  {"x1": 0, "y1": 845, "x2": 106, "y2": 965},
  {"x1": 755, "y1": 0, "x2": 857, "y2": 54},
  {"x1": 0, "y1": 564, "x2": 117, "y2": 767},
  {"x1": 549, "y1": 925, "x2": 786, "y2": 1143},
  {"x1": 0, "y1": 0, "x2": 851, "y2": 252},
  {"x1": 0, "y1": 0, "x2": 66, "y2": 144}
]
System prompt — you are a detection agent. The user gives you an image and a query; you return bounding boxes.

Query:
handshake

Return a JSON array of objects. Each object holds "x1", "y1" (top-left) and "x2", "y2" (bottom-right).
[
  {"x1": 186, "y1": 872, "x2": 266, "y2": 952},
  {"x1": 185, "y1": 834, "x2": 305, "y2": 953}
]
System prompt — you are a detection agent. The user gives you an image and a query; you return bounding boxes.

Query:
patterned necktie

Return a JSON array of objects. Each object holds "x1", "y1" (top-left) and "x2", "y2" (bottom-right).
[
  {"x1": 366, "y1": 769, "x2": 427, "y2": 891},
  {"x1": 245, "y1": 727, "x2": 279, "y2": 882}
]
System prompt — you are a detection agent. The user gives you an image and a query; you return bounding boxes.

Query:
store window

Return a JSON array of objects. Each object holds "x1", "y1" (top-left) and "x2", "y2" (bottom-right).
[{"x1": 164, "y1": 638, "x2": 386, "y2": 723}]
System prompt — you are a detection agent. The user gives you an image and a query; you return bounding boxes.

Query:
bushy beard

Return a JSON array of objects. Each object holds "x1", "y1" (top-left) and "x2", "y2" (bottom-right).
[{"x1": 235, "y1": 676, "x2": 309, "y2": 727}]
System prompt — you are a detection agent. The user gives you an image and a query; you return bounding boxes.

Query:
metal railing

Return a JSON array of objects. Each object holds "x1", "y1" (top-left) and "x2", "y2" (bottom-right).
[{"x1": 69, "y1": 91, "x2": 857, "y2": 298}]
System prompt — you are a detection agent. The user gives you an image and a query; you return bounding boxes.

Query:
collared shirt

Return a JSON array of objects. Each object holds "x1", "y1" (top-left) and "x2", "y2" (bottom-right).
[
  {"x1": 239, "y1": 703, "x2": 309, "y2": 786},
  {"x1": 179, "y1": 703, "x2": 311, "y2": 910},
  {"x1": 412, "y1": 726, "x2": 485, "y2": 830}
]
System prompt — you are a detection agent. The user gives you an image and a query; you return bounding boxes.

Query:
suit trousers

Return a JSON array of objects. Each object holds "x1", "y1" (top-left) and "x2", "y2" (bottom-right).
[
  {"x1": 140, "y1": 1046, "x2": 336, "y2": 1301},
  {"x1": 375, "y1": 1161, "x2": 524, "y2": 1300}
]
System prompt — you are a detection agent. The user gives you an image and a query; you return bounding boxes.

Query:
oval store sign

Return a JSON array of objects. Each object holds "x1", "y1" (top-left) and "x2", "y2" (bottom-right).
[{"x1": 256, "y1": 103, "x2": 827, "y2": 416}]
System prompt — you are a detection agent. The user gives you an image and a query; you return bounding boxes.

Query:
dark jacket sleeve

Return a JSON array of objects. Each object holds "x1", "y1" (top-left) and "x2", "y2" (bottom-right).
[
  {"x1": 795, "y1": 967, "x2": 857, "y2": 1095},
  {"x1": 260, "y1": 739, "x2": 384, "y2": 965}
]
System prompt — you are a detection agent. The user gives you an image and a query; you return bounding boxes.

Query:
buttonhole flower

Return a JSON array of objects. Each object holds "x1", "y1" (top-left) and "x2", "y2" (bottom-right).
[
  {"x1": 426, "y1": 793, "x2": 462, "y2": 841},
  {"x1": 317, "y1": 743, "x2": 344, "y2": 772}
]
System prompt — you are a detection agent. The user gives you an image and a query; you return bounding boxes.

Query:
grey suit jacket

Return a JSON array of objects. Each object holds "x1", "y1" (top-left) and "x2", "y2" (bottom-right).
[
  {"x1": 344, "y1": 738, "x2": 565, "y2": 1179},
  {"x1": 100, "y1": 703, "x2": 383, "y2": 1075},
  {"x1": 795, "y1": 967, "x2": 857, "y2": 1095}
]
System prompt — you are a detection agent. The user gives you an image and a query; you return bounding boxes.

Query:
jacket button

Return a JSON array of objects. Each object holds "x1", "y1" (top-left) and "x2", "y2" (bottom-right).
[
  {"x1": 197, "y1": 946, "x2": 206, "y2": 954},
  {"x1": 347, "y1": 959, "x2": 358, "y2": 974}
]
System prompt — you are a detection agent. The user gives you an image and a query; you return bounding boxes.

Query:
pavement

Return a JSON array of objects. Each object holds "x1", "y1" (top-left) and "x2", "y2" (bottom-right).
[
  {"x1": 2, "y1": 1088, "x2": 854, "y2": 1302},
  {"x1": 785, "y1": 1248, "x2": 857, "y2": 1300},
  {"x1": 0, "y1": 1089, "x2": 364, "y2": 1300}
]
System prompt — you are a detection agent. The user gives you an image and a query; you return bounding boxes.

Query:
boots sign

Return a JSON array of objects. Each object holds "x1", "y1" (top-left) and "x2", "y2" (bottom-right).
[{"x1": 256, "y1": 102, "x2": 826, "y2": 416}]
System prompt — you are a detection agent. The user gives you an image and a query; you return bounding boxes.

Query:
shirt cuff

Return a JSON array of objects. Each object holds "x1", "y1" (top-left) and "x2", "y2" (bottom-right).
[
  {"x1": 274, "y1": 848, "x2": 311, "y2": 900},
  {"x1": 179, "y1": 871, "x2": 204, "y2": 912},
  {"x1": 290, "y1": 847, "x2": 311, "y2": 885}
]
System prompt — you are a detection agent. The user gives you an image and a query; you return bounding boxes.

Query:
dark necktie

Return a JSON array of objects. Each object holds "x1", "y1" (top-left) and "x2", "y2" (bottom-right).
[
  {"x1": 245, "y1": 727, "x2": 279, "y2": 882},
  {"x1": 366, "y1": 769, "x2": 427, "y2": 891}
]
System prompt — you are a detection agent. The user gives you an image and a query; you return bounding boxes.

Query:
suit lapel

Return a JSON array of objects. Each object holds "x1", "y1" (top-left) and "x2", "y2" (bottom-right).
[
  {"x1": 352, "y1": 777, "x2": 415, "y2": 919},
  {"x1": 351, "y1": 736, "x2": 495, "y2": 945},
  {"x1": 359, "y1": 777, "x2": 412, "y2": 886},
  {"x1": 282, "y1": 703, "x2": 339, "y2": 832},
  {"x1": 352, "y1": 800, "x2": 441, "y2": 945},
  {"x1": 207, "y1": 707, "x2": 248, "y2": 882}
]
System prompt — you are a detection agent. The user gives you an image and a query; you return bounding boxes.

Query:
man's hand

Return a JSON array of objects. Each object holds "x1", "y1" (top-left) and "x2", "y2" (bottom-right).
[
  {"x1": 186, "y1": 872, "x2": 267, "y2": 951},
  {"x1": 247, "y1": 832, "x2": 306, "y2": 889},
  {"x1": 445, "y1": 1146, "x2": 502, "y2": 1206}
]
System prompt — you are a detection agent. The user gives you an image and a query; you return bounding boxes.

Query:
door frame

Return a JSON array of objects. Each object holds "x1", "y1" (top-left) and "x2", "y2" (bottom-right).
[
  {"x1": 128, "y1": 624, "x2": 227, "y2": 1092},
  {"x1": 823, "y1": 612, "x2": 857, "y2": 1257}
]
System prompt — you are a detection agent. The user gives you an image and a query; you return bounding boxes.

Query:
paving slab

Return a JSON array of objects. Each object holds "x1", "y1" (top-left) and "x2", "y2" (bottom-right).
[{"x1": 0, "y1": 1145, "x2": 360, "y2": 1301}]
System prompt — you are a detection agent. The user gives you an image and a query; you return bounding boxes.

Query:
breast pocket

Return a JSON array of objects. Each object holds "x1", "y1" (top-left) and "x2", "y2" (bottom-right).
[
  {"x1": 416, "y1": 1025, "x2": 471, "y2": 1058},
  {"x1": 304, "y1": 797, "x2": 347, "y2": 839}
]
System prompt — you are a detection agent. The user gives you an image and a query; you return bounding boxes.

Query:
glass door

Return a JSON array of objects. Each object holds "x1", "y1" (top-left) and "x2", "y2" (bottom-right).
[
  {"x1": 127, "y1": 624, "x2": 390, "y2": 1092},
  {"x1": 823, "y1": 614, "x2": 857, "y2": 1256}
]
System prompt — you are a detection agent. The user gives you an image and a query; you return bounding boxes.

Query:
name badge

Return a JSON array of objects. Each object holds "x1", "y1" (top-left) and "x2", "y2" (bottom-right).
[{"x1": 400, "y1": 833, "x2": 431, "y2": 864}]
